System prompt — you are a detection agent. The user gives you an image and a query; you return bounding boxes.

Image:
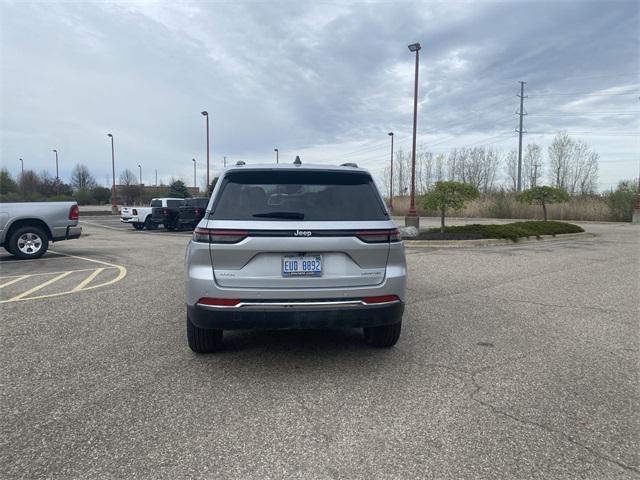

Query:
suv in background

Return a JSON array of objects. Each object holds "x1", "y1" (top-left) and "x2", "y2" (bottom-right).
[
  {"x1": 184, "y1": 162, "x2": 406, "y2": 352},
  {"x1": 151, "y1": 198, "x2": 185, "y2": 231},
  {"x1": 177, "y1": 197, "x2": 209, "y2": 231}
]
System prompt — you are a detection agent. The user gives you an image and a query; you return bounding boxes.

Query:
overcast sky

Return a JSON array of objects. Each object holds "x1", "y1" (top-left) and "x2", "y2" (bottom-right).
[{"x1": 1, "y1": 0, "x2": 638, "y2": 191}]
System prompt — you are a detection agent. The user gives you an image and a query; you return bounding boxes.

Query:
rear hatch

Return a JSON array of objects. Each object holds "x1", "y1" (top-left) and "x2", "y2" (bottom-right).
[{"x1": 197, "y1": 168, "x2": 397, "y2": 289}]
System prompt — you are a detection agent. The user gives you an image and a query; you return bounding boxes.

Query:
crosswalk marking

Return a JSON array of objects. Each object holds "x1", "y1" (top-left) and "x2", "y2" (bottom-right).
[{"x1": 72, "y1": 268, "x2": 105, "y2": 291}]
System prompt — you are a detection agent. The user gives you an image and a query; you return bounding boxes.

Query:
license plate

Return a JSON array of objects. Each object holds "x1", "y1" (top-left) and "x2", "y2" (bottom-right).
[{"x1": 282, "y1": 255, "x2": 322, "y2": 277}]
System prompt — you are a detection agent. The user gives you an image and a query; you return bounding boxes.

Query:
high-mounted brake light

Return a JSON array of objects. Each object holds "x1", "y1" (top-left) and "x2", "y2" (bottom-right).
[
  {"x1": 193, "y1": 228, "x2": 248, "y2": 244},
  {"x1": 362, "y1": 295, "x2": 400, "y2": 304},
  {"x1": 356, "y1": 229, "x2": 400, "y2": 243},
  {"x1": 197, "y1": 297, "x2": 240, "y2": 307},
  {"x1": 68, "y1": 204, "x2": 79, "y2": 220}
]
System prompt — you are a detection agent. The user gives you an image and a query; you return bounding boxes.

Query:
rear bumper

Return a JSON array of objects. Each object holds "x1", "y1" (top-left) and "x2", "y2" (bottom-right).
[
  {"x1": 187, "y1": 300, "x2": 404, "y2": 330},
  {"x1": 52, "y1": 225, "x2": 82, "y2": 241},
  {"x1": 120, "y1": 217, "x2": 139, "y2": 223}
]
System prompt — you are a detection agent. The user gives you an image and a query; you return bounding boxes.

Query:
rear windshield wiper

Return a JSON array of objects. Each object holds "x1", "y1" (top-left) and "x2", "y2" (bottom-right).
[{"x1": 252, "y1": 211, "x2": 305, "y2": 220}]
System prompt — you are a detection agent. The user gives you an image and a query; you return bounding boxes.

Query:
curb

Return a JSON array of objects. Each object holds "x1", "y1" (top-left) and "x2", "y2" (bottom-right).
[{"x1": 403, "y1": 232, "x2": 594, "y2": 248}]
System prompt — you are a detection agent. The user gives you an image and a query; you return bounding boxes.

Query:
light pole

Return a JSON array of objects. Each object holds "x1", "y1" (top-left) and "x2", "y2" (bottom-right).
[
  {"x1": 201, "y1": 111, "x2": 210, "y2": 189},
  {"x1": 107, "y1": 133, "x2": 116, "y2": 213},
  {"x1": 388, "y1": 132, "x2": 394, "y2": 211},
  {"x1": 406, "y1": 42, "x2": 421, "y2": 229},
  {"x1": 155, "y1": 169, "x2": 158, "y2": 186},
  {"x1": 19, "y1": 158, "x2": 24, "y2": 199},
  {"x1": 224, "y1": 156, "x2": 227, "y2": 167},
  {"x1": 138, "y1": 164, "x2": 142, "y2": 185},
  {"x1": 52, "y1": 149, "x2": 59, "y2": 196},
  {"x1": 274, "y1": 148, "x2": 279, "y2": 164},
  {"x1": 192, "y1": 158, "x2": 196, "y2": 188}
]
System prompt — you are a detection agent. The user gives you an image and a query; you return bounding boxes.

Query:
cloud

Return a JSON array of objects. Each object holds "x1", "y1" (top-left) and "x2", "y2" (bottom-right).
[{"x1": 1, "y1": 0, "x2": 638, "y2": 189}]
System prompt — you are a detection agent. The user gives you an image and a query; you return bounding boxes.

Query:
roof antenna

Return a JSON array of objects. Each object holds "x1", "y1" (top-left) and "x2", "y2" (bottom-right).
[{"x1": 294, "y1": 156, "x2": 302, "y2": 166}]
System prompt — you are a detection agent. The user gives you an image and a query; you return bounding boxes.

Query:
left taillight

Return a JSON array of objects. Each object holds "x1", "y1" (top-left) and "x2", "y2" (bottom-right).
[
  {"x1": 69, "y1": 204, "x2": 79, "y2": 220},
  {"x1": 356, "y1": 229, "x2": 400, "y2": 243},
  {"x1": 193, "y1": 228, "x2": 248, "y2": 244},
  {"x1": 132, "y1": 208, "x2": 138, "y2": 215}
]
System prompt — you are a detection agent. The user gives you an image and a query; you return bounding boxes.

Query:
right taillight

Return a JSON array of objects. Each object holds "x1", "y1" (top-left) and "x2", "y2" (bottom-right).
[
  {"x1": 68, "y1": 204, "x2": 79, "y2": 220},
  {"x1": 193, "y1": 228, "x2": 248, "y2": 244},
  {"x1": 356, "y1": 229, "x2": 400, "y2": 243}
]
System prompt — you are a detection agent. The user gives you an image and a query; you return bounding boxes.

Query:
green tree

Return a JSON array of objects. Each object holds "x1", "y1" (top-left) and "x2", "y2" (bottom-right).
[
  {"x1": 169, "y1": 179, "x2": 190, "y2": 198},
  {"x1": 207, "y1": 177, "x2": 219, "y2": 196},
  {"x1": 422, "y1": 181, "x2": 480, "y2": 232},
  {"x1": 516, "y1": 186, "x2": 570, "y2": 221},
  {"x1": 0, "y1": 168, "x2": 18, "y2": 195},
  {"x1": 606, "y1": 180, "x2": 639, "y2": 222}
]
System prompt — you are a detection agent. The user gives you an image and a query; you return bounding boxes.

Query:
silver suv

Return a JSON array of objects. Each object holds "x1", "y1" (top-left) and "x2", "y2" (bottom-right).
[{"x1": 184, "y1": 162, "x2": 406, "y2": 352}]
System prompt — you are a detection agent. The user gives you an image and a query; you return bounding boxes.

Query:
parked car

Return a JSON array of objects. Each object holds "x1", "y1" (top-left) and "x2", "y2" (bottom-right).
[
  {"x1": 184, "y1": 161, "x2": 406, "y2": 353},
  {"x1": 177, "y1": 197, "x2": 209, "y2": 231},
  {"x1": 151, "y1": 198, "x2": 185, "y2": 230},
  {"x1": 0, "y1": 201, "x2": 81, "y2": 259},
  {"x1": 120, "y1": 198, "x2": 182, "y2": 230}
]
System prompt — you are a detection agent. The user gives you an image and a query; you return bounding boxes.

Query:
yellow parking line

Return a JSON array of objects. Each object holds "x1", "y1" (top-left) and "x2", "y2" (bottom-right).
[
  {"x1": 8, "y1": 271, "x2": 73, "y2": 301},
  {"x1": 0, "y1": 267, "x2": 116, "y2": 279},
  {"x1": 72, "y1": 268, "x2": 105, "y2": 291},
  {"x1": 0, "y1": 275, "x2": 30, "y2": 289}
]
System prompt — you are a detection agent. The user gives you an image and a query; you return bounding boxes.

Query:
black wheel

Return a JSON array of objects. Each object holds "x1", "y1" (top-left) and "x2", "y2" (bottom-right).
[
  {"x1": 363, "y1": 322, "x2": 402, "y2": 348},
  {"x1": 187, "y1": 315, "x2": 223, "y2": 353},
  {"x1": 8, "y1": 225, "x2": 49, "y2": 260},
  {"x1": 147, "y1": 221, "x2": 158, "y2": 231},
  {"x1": 133, "y1": 223, "x2": 144, "y2": 230},
  {"x1": 143, "y1": 216, "x2": 153, "y2": 230}
]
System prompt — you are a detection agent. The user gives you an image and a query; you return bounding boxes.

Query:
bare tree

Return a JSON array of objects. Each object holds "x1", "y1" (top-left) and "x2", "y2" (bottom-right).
[
  {"x1": 548, "y1": 131, "x2": 573, "y2": 190},
  {"x1": 71, "y1": 164, "x2": 96, "y2": 191},
  {"x1": 504, "y1": 150, "x2": 518, "y2": 192},
  {"x1": 119, "y1": 169, "x2": 141, "y2": 205},
  {"x1": 434, "y1": 154, "x2": 445, "y2": 182},
  {"x1": 523, "y1": 143, "x2": 542, "y2": 189}
]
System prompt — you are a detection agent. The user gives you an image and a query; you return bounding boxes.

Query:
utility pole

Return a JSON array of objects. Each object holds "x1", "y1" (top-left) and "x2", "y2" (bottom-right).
[
  {"x1": 155, "y1": 169, "x2": 158, "y2": 186},
  {"x1": 274, "y1": 148, "x2": 279, "y2": 164},
  {"x1": 516, "y1": 81, "x2": 527, "y2": 192},
  {"x1": 224, "y1": 156, "x2": 227, "y2": 167}
]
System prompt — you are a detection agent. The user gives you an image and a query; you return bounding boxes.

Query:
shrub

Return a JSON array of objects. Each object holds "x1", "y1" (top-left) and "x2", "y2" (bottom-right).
[
  {"x1": 425, "y1": 221, "x2": 584, "y2": 242},
  {"x1": 606, "y1": 180, "x2": 638, "y2": 222}
]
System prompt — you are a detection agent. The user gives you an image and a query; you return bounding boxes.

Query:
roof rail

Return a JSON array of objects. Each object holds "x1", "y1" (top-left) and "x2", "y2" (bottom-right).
[
  {"x1": 235, "y1": 160, "x2": 245, "y2": 166},
  {"x1": 341, "y1": 162, "x2": 358, "y2": 168}
]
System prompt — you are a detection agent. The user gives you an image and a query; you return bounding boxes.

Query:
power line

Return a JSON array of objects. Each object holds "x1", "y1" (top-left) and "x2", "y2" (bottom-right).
[{"x1": 528, "y1": 92, "x2": 639, "y2": 97}]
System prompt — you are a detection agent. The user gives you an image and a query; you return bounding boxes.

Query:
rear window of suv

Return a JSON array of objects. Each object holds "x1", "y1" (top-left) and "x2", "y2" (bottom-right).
[{"x1": 211, "y1": 170, "x2": 388, "y2": 221}]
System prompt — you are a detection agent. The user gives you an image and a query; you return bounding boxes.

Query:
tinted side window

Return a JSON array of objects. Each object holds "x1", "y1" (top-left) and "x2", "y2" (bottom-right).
[
  {"x1": 211, "y1": 170, "x2": 387, "y2": 221},
  {"x1": 150, "y1": 200, "x2": 161, "y2": 207},
  {"x1": 167, "y1": 200, "x2": 183, "y2": 207}
]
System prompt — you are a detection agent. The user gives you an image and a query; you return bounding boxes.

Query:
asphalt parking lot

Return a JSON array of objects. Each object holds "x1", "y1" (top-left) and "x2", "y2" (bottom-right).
[{"x1": 1, "y1": 217, "x2": 638, "y2": 479}]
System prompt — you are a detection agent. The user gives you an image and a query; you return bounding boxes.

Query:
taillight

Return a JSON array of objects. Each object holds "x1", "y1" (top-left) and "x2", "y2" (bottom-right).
[
  {"x1": 198, "y1": 297, "x2": 240, "y2": 307},
  {"x1": 132, "y1": 208, "x2": 138, "y2": 215},
  {"x1": 68, "y1": 204, "x2": 79, "y2": 220},
  {"x1": 362, "y1": 295, "x2": 400, "y2": 304},
  {"x1": 193, "y1": 228, "x2": 248, "y2": 244},
  {"x1": 356, "y1": 229, "x2": 400, "y2": 243}
]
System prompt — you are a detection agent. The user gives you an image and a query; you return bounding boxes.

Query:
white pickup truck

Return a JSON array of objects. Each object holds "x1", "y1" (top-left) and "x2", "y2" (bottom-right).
[{"x1": 120, "y1": 198, "x2": 184, "y2": 230}]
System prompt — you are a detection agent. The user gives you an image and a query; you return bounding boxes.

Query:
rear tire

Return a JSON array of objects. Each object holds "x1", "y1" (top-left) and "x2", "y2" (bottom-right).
[
  {"x1": 143, "y1": 217, "x2": 152, "y2": 230},
  {"x1": 8, "y1": 225, "x2": 49, "y2": 260},
  {"x1": 363, "y1": 321, "x2": 402, "y2": 348},
  {"x1": 133, "y1": 223, "x2": 144, "y2": 230},
  {"x1": 187, "y1": 315, "x2": 223, "y2": 353}
]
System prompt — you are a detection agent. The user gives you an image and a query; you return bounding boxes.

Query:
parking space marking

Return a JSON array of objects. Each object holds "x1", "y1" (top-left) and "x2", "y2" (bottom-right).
[
  {"x1": 71, "y1": 268, "x2": 105, "y2": 291},
  {"x1": 0, "y1": 275, "x2": 30, "y2": 289},
  {"x1": 8, "y1": 271, "x2": 73, "y2": 301},
  {"x1": 0, "y1": 251, "x2": 127, "y2": 303}
]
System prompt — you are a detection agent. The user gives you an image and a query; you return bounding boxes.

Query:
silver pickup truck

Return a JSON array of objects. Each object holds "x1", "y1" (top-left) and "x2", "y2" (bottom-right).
[{"x1": 0, "y1": 202, "x2": 82, "y2": 259}]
